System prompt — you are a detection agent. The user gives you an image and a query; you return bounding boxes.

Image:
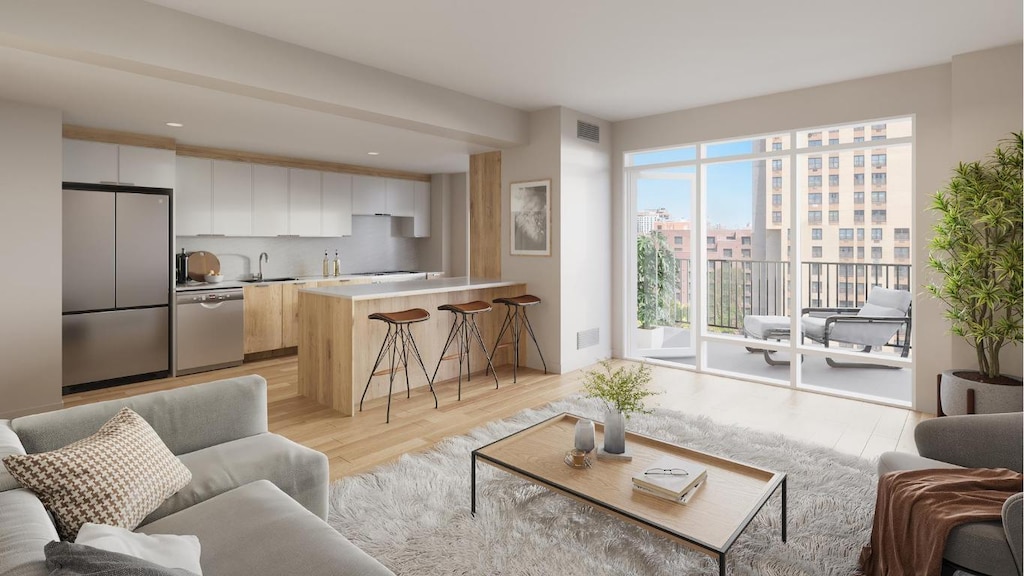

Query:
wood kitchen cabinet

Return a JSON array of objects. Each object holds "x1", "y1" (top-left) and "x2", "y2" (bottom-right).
[
  {"x1": 63, "y1": 139, "x2": 175, "y2": 189},
  {"x1": 281, "y1": 280, "x2": 316, "y2": 348},
  {"x1": 243, "y1": 283, "x2": 283, "y2": 353}
]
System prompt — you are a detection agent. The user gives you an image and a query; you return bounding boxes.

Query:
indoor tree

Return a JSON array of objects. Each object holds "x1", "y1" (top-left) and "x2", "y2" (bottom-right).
[{"x1": 636, "y1": 231, "x2": 678, "y2": 329}]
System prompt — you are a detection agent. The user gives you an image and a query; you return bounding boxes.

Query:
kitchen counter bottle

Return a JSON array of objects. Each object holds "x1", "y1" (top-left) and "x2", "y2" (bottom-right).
[
  {"x1": 322, "y1": 251, "x2": 330, "y2": 277},
  {"x1": 332, "y1": 250, "x2": 341, "y2": 277}
]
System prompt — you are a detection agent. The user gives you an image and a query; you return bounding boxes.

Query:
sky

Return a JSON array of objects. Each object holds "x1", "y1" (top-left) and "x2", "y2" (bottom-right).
[{"x1": 634, "y1": 140, "x2": 759, "y2": 229}]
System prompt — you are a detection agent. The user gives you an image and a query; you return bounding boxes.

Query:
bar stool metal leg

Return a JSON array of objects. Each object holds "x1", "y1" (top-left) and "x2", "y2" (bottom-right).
[
  {"x1": 521, "y1": 310, "x2": 547, "y2": 374},
  {"x1": 404, "y1": 325, "x2": 438, "y2": 409},
  {"x1": 469, "y1": 315, "x2": 500, "y2": 390},
  {"x1": 360, "y1": 323, "x2": 396, "y2": 413}
]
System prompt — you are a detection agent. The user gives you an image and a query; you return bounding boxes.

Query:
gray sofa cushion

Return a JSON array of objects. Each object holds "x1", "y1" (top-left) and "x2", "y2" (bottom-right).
[
  {"x1": 43, "y1": 541, "x2": 199, "y2": 576},
  {"x1": 0, "y1": 488, "x2": 59, "y2": 576},
  {"x1": 12, "y1": 376, "x2": 268, "y2": 456},
  {"x1": 139, "y1": 480, "x2": 394, "y2": 576},
  {"x1": 945, "y1": 520, "x2": 1020, "y2": 576},
  {"x1": 915, "y1": 413, "x2": 1023, "y2": 472},
  {"x1": 0, "y1": 420, "x2": 25, "y2": 492},
  {"x1": 142, "y1": 432, "x2": 329, "y2": 524}
]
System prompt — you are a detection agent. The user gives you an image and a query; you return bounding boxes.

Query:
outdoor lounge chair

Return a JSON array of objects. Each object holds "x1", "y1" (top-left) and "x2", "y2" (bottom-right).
[{"x1": 801, "y1": 286, "x2": 912, "y2": 368}]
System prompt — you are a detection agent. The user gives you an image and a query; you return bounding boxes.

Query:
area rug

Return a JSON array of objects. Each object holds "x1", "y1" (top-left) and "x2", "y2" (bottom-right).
[{"x1": 328, "y1": 396, "x2": 878, "y2": 575}]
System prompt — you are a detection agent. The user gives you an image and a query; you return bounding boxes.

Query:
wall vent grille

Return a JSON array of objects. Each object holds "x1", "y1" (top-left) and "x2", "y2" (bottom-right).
[
  {"x1": 577, "y1": 120, "x2": 600, "y2": 143},
  {"x1": 577, "y1": 327, "x2": 600, "y2": 349}
]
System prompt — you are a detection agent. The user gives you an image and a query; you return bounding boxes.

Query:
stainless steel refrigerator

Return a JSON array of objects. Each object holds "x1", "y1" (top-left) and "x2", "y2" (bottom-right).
[{"x1": 62, "y1": 186, "x2": 170, "y2": 390}]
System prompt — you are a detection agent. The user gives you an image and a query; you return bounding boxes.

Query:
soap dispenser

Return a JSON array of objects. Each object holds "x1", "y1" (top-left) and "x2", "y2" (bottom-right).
[{"x1": 322, "y1": 251, "x2": 330, "y2": 277}]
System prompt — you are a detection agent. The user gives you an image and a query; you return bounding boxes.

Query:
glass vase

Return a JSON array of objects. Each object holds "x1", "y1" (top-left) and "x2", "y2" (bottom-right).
[
  {"x1": 574, "y1": 418, "x2": 596, "y2": 453},
  {"x1": 603, "y1": 409, "x2": 627, "y2": 454}
]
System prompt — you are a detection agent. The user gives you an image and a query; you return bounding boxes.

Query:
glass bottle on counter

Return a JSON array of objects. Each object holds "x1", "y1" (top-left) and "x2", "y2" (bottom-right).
[
  {"x1": 322, "y1": 251, "x2": 330, "y2": 277},
  {"x1": 333, "y1": 250, "x2": 341, "y2": 277}
]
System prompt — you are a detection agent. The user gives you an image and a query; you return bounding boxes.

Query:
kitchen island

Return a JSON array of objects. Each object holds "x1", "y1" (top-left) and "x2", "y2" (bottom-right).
[{"x1": 297, "y1": 277, "x2": 528, "y2": 416}]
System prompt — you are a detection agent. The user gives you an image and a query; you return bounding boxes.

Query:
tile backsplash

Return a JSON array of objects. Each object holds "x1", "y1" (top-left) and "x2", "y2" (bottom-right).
[{"x1": 177, "y1": 216, "x2": 421, "y2": 280}]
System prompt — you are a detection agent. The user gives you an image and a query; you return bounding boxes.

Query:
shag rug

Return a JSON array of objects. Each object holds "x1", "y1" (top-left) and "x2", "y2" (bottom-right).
[{"x1": 328, "y1": 396, "x2": 879, "y2": 575}]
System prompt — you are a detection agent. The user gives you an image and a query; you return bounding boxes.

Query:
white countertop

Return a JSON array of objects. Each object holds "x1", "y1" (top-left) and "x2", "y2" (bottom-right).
[
  {"x1": 301, "y1": 277, "x2": 520, "y2": 300},
  {"x1": 175, "y1": 272, "x2": 435, "y2": 292}
]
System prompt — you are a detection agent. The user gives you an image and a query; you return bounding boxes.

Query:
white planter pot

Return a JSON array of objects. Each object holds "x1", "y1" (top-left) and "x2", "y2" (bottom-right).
[
  {"x1": 939, "y1": 369, "x2": 1024, "y2": 415},
  {"x1": 635, "y1": 326, "x2": 664, "y2": 351}
]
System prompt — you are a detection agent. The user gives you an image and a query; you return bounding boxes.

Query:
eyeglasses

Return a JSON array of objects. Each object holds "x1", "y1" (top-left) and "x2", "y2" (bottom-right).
[{"x1": 644, "y1": 468, "x2": 689, "y2": 476}]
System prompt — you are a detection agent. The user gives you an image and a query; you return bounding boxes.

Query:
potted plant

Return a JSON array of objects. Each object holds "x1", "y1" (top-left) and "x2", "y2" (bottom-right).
[
  {"x1": 581, "y1": 360, "x2": 658, "y2": 455},
  {"x1": 636, "y1": 231, "x2": 677, "y2": 350},
  {"x1": 927, "y1": 132, "x2": 1023, "y2": 414}
]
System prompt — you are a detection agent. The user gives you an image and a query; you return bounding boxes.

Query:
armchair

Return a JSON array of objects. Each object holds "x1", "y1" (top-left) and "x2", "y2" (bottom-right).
[
  {"x1": 877, "y1": 413, "x2": 1023, "y2": 576},
  {"x1": 801, "y1": 286, "x2": 911, "y2": 367}
]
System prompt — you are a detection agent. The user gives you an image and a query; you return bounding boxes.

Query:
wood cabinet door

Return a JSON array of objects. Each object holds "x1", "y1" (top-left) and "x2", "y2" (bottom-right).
[
  {"x1": 252, "y1": 164, "x2": 289, "y2": 236},
  {"x1": 243, "y1": 283, "x2": 283, "y2": 353},
  {"x1": 281, "y1": 280, "x2": 316, "y2": 348},
  {"x1": 174, "y1": 156, "x2": 213, "y2": 236}
]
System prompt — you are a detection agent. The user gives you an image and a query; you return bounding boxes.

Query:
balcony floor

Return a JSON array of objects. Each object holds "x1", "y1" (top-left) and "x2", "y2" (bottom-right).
[{"x1": 643, "y1": 328, "x2": 911, "y2": 404}]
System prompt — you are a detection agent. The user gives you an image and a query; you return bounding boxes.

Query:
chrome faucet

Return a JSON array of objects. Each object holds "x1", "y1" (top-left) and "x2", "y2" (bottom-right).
[{"x1": 258, "y1": 252, "x2": 269, "y2": 281}]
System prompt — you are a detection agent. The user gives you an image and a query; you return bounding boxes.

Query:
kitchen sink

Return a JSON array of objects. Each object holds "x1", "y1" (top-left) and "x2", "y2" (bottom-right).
[{"x1": 242, "y1": 277, "x2": 297, "y2": 283}]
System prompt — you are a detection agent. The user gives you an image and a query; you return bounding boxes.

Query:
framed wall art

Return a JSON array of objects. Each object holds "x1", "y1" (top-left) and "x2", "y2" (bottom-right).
[{"x1": 510, "y1": 179, "x2": 551, "y2": 256}]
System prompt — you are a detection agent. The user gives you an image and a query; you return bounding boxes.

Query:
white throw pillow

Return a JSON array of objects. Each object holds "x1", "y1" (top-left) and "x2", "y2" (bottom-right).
[{"x1": 75, "y1": 523, "x2": 203, "y2": 575}]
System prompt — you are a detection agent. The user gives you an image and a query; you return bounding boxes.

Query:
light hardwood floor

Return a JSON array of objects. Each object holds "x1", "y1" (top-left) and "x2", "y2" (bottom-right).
[{"x1": 64, "y1": 356, "x2": 929, "y2": 481}]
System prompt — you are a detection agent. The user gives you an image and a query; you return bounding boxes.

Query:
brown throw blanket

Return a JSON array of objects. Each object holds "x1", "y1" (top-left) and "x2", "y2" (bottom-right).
[{"x1": 859, "y1": 467, "x2": 1023, "y2": 576}]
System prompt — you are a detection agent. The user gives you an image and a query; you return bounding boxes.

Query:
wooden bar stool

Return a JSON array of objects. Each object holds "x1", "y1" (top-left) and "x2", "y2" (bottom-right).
[
  {"x1": 488, "y1": 295, "x2": 547, "y2": 383},
  {"x1": 359, "y1": 308, "x2": 437, "y2": 423},
  {"x1": 431, "y1": 301, "x2": 499, "y2": 401}
]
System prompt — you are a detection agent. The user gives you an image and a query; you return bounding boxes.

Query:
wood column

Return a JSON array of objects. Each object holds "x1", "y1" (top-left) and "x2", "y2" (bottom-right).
[{"x1": 470, "y1": 151, "x2": 502, "y2": 278}]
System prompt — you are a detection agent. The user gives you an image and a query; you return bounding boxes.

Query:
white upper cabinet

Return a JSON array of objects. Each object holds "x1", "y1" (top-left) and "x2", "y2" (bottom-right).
[
  {"x1": 351, "y1": 175, "x2": 388, "y2": 215},
  {"x1": 385, "y1": 178, "x2": 415, "y2": 217},
  {"x1": 117, "y1": 145, "x2": 175, "y2": 188},
  {"x1": 63, "y1": 140, "x2": 174, "y2": 189},
  {"x1": 211, "y1": 160, "x2": 252, "y2": 236},
  {"x1": 321, "y1": 172, "x2": 353, "y2": 237},
  {"x1": 412, "y1": 180, "x2": 431, "y2": 237},
  {"x1": 288, "y1": 169, "x2": 322, "y2": 236},
  {"x1": 252, "y1": 164, "x2": 289, "y2": 236},
  {"x1": 175, "y1": 156, "x2": 213, "y2": 236}
]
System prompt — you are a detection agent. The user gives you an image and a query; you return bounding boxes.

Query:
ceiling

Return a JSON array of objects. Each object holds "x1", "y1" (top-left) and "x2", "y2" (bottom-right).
[{"x1": 0, "y1": 1, "x2": 1018, "y2": 174}]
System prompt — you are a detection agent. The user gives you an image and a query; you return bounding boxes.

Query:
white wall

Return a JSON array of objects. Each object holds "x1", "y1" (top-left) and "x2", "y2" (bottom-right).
[
  {"x1": 612, "y1": 63, "x2": 955, "y2": 413},
  {"x1": 0, "y1": 98, "x2": 63, "y2": 417}
]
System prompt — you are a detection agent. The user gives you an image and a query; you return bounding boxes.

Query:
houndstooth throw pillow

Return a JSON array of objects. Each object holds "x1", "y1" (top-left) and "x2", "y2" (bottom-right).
[{"x1": 3, "y1": 407, "x2": 191, "y2": 540}]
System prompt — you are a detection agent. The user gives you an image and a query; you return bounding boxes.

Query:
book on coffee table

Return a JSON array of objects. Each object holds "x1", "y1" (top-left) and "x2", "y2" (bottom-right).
[
  {"x1": 632, "y1": 455, "x2": 707, "y2": 500},
  {"x1": 633, "y1": 478, "x2": 705, "y2": 504}
]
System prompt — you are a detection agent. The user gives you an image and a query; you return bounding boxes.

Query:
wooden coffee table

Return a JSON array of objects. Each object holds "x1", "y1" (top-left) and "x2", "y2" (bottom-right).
[{"x1": 471, "y1": 413, "x2": 786, "y2": 576}]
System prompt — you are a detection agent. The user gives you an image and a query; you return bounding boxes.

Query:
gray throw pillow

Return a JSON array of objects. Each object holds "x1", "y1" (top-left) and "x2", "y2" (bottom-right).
[{"x1": 44, "y1": 541, "x2": 200, "y2": 576}]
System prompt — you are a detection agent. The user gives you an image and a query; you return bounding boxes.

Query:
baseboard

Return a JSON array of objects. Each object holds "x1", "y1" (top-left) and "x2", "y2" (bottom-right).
[{"x1": 0, "y1": 400, "x2": 65, "y2": 419}]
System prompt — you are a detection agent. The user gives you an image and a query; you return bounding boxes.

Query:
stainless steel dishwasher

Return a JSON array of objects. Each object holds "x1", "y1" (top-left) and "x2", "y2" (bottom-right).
[{"x1": 175, "y1": 288, "x2": 244, "y2": 375}]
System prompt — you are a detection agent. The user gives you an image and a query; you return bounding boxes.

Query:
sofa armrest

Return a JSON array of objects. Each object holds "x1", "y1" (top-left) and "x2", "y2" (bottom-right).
[
  {"x1": 0, "y1": 420, "x2": 26, "y2": 492},
  {"x1": 1004, "y1": 492, "x2": 1023, "y2": 575},
  {"x1": 915, "y1": 413, "x2": 1023, "y2": 472}
]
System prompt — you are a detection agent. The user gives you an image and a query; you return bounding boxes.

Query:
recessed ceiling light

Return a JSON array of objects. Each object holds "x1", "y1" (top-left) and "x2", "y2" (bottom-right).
[
  {"x1": 165, "y1": 122, "x2": 184, "y2": 128},
  {"x1": 367, "y1": 151, "x2": 380, "y2": 156}
]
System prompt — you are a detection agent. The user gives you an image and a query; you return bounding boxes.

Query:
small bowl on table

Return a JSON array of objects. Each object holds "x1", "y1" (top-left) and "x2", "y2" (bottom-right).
[{"x1": 204, "y1": 273, "x2": 224, "y2": 284}]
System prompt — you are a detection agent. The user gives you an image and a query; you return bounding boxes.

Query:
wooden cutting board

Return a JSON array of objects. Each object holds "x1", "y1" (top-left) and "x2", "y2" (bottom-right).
[{"x1": 187, "y1": 251, "x2": 221, "y2": 281}]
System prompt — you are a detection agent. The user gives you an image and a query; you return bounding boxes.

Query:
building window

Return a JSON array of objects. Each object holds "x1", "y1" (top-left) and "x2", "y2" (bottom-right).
[
  {"x1": 871, "y1": 246, "x2": 883, "y2": 259},
  {"x1": 808, "y1": 175, "x2": 822, "y2": 187},
  {"x1": 839, "y1": 228, "x2": 854, "y2": 240},
  {"x1": 723, "y1": 248, "x2": 733, "y2": 258},
  {"x1": 854, "y1": 209, "x2": 865, "y2": 223},
  {"x1": 828, "y1": 174, "x2": 839, "y2": 186},
  {"x1": 809, "y1": 139, "x2": 822, "y2": 147},
  {"x1": 808, "y1": 157, "x2": 822, "y2": 170},
  {"x1": 854, "y1": 154, "x2": 865, "y2": 167},
  {"x1": 872, "y1": 173, "x2": 887, "y2": 185},
  {"x1": 871, "y1": 228, "x2": 883, "y2": 241},
  {"x1": 772, "y1": 159, "x2": 783, "y2": 171},
  {"x1": 772, "y1": 142, "x2": 783, "y2": 151},
  {"x1": 871, "y1": 191, "x2": 887, "y2": 203},
  {"x1": 894, "y1": 247, "x2": 910, "y2": 259},
  {"x1": 894, "y1": 228, "x2": 910, "y2": 241},
  {"x1": 741, "y1": 236, "x2": 751, "y2": 245},
  {"x1": 857, "y1": 246, "x2": 865, "y2": 259},
  {"x1": 811, "y1": 228, "x2": 822, "y2": 240},
  {"x1": 810, "y1": 263, "x2": 821, "y2": 275},
  {"x1": 828, "y1": 210, "x2": 840, "y2": 223},
  {"x1": 871, "y1": 135, "x2": 886, "y2": 141},
  {"x1": 772, "y1": 193, "x2": 783, "y2": 206},
  {"x1": 829, "y1": 192, "x2": 839, "y2": 204},
  {"x1": 829, "y1": 138, "x2": 839, "y2": 145},
  {"x1": 872, "y1": 209, "x2": 887, "y2": 223},
  {"x1": 772, "y1": 177, "x2": 782, "y2": 189},
  {"x1": 829, "y1": 156, "x2": 840, "y2": 169},
  {"x1": 741, "y1": 248, "x2": 751, "y2": 258},
  {"x1": 772, "y1": 211, "x2": 783, "y2": 223},
  {"x1": 872, "y1": 153, "x2": 887, "y2": 167},
  {"x1": 839, "y1": 264, "x2": 854, "y2": 276},
  {"x1": 854, "y1": 191, "x2": 865, "y2": 204},
  {"x1": 857, "y1": 228, "x2": 865, "y2": 241},
  {"x1": 812, "y1": 246, "x2": 822, "y2": 258},
  {"x1": 808, "y1": 193, "x2": 822, "y2": 205},
  {"x1": 674, "y1": 236, "x2": 683, "y2": 244},
  {"x1": 872, "y1": 123, "x2": 886, "y2": 131},
  {"x1": 808, "y1": 211, "x2": 821, "y2": 223},
  {"x1": 839, "y1": 246, "x2": 854, "y2": 258},
  {"x1": 854, "y1": 173, "x2": 865, "y2": 185},
  {"x1": 707, "y1": 236, "x2": 716, "y2": 244},
  {"x1": 854, "y1": 136, "x2": 865, "y2": 143}
]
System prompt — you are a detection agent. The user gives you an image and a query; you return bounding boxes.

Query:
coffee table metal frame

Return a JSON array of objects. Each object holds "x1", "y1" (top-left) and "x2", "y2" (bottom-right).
[{"x1": 470, "y1": 413, "x2": 786, "y2": 576}]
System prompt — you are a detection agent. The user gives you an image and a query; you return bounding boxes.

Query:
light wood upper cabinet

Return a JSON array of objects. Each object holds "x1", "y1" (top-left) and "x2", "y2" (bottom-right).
[
  {"x1": 212, "y1": 160, "x2": 253, "y2": 236},
  {"x1": 63, "y1": 140, "x2": 174, "y2": 189},
  {"x1": 252, "y1": 164, "x2": 289, "y2": 236},
  {"x1": 289, "y1": 169, "x2": 322, "y2": 236},
  {"x1": 385, "y1": 178, "x2": 415, "y2": 217},
  {"x1": 321, "y1": 172, "x2": 352, "y2": 237},
  {"x1": 243, "y1": 283, "x2": 283, "y2": 353},
  {"x1": 175, "y1": 156, "x2": 213, "y2": 236},
  {"x1": 352, "y1": 175, "x2": 388, "y2": 215}
]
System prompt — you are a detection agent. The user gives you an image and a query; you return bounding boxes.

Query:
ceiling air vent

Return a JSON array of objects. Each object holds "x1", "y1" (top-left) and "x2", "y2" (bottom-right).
[{"x1": 577, "y1": 120, "x2": 600, "y2": 144}]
